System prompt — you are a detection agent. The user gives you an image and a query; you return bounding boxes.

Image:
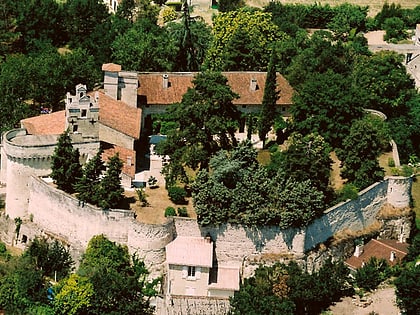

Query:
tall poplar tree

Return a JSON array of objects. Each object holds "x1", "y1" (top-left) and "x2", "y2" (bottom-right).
[
  {"x1": 95, "y1": 154, "x2": 124, "y2": 209},
  {"x1": 258, "y1": 52, "x2": 279, "y2": 147}
]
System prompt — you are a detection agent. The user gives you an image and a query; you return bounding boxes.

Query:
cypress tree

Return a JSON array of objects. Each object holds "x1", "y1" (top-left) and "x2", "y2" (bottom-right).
[
  {"x1": 258, "y1": 51, "x2": 279, "y2": 147},
  {"x1": 50, "y1": 130, "x2": 82, "y2": 193}
]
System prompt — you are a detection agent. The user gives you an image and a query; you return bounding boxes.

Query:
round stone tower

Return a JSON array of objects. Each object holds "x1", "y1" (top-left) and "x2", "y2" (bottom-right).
[{"x1": 387, "y1": 176, "x2": 413, "y2": 208}]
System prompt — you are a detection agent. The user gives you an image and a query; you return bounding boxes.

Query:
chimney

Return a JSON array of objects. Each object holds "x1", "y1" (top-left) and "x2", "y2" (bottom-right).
[
  {"x1": 390, "y1": 251, "x2": 396, "y2": 262},
  {"x1": 250, "y1": 78, "x2": 257, "y2": 91},
  {"x1": 163, "y1": 74, "x2": 169, "y2": 89},
  {"x1": 354, "y1": 244, "x2": 363, "y2": 257}
]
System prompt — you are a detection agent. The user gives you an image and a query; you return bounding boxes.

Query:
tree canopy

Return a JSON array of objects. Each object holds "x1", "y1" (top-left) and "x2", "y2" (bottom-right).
[{"x1": 157, "y1": 71, "x2": 240, "y2": 185}]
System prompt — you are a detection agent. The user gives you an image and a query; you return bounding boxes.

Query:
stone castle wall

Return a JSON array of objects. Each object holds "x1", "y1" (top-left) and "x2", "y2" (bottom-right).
[
  {"x1": 26, "y1": 176, "x2": 174, "y2": 274},
  {"x1": 20, "y1": 176, "x2": 412, "y2": 273}
]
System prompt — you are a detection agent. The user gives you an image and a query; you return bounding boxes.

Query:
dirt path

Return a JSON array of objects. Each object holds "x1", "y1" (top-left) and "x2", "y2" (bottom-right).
[{"x1": 328, "y1": 286, "x2": 401, "y2": 315}]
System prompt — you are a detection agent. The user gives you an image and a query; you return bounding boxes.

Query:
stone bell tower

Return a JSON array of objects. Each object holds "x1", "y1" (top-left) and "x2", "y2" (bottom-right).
[{"x1": 65, "y1": 84, "x2": 99, "y2": 139}]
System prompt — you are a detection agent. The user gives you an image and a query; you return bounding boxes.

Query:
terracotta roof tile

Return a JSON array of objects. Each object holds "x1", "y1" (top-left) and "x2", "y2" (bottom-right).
[
  {"x1": 166, "y1": 236, "x2": 213, "y2": 267},
  {"x1": 137, "y1": 72, "x2": 294, "y2": 106},
  {"x1": 345, "y1": 239, "x2": 409, "y2": 270},
  {"x1": 98, "y1": 92, "x2": 141, "y2": 139},
  {"x1": 20, "y1": 111, "x2": 66, "y2": 135},
  {"x1": 102, "y1": 144, "x2": 136, "y2": 178}
]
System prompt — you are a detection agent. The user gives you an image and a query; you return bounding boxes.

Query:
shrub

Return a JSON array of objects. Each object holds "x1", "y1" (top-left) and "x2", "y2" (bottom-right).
[
  {"x1": 168, "y1": 186, "x2": 187, "y2": 204},
  {"x1": 162, "y1": 6, "x2": 177, "y2": 23},
  {"x1": 355, "y1": 257, "x2": 389, "y2": 291},
  {"x1": 336, "y1": 183, "x2": 359, "y2": 202},
  {"x1": 177, "y1": 207, "x2": 188, "y2": 217},
  {"x1": 136, "y1": 189, "x2": 149, "y2": 207},
  {"x1": 388, "y1": 157, "x2": 395, "y2": 167},
  {"x1": 165, "y1": 206, "x2": 177, "y2": 217},
  {"x1": 147, "y1": 176, "x2": 158, "y2": 189}
]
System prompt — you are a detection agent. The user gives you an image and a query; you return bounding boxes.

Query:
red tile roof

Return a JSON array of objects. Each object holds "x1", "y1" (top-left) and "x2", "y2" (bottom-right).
[
  {"x1": 345, "y1": 239, "x2": 409, "y2": 270},
  {"x1": 20, "y1": 111, "x2": 66, "y2": 135},
  {"x1": 137, "y1": 72, "x2": 294, "y2": 106},
  {"x1": 102, "y1": 144, "x2": 136, "y2": 178},
  {"x1": 98, "y1": 92, "x2": 141, "y2": 139}
]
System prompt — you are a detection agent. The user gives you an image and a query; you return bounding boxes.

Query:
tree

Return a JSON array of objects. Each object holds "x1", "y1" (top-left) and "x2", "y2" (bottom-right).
[
  {"x1": 351, "y1": 51, "x2": 415, "y2": 118},
  {"x1": 383, "y1": 17, "x2": 407, "y2": 43},
  {"x1": 74, "y1": 148, "x2": 105, "y2": 205},
  {"x1": 13, "y1": 0, "x2": 65, "y2": 53},
  {"x1": 95, "y1": 154, "x2": 124, "y2": 209},
  {"x1": 354, "y1": 257, "x2": 389, "y2": 291},
  {"x1": 168, "y1": 1, "x2": 213, "y2": 72},
  {"x1": 53, "y1": 274, "x2": 94, "y2": 315},
  {"x1": 111, "y1": 19, "x2": 178, "y2": 72},
  {"x1": 0, "y1": 251, "x2": 52, "y2": 313},
  {"x1": 157, "y1": 71, "x2": 240, "y2": 185},
  {"x1": 258, "y1": 51, "x2": 279, "y2": 146},
  {"x1": 290, "y1": 70, "x2": 365, "y2": 148},
  {"x1": 394, "y1": 264, "x2": 420, "y2": 314},
  {"x1": 337, "y1": 115, "x2": 387, "y2": 189},
  {"x1": 230, "y1": 260, "x2": 352, "y2": 315},
  {"x1": 192, "y1": 141, "x2": 325, "y2": 228},
  {"x1": 327, "y1": 3, "x2": 367, "y2": 41},
  {"x1": 26, "y1": 237, "x2": 74, "y2": 281},
  {"x1": 205, "y1": 8, "x2": 287, "y2": 71},
  {"x1": 278, "y1": 133, "x2": 333, "y2": 201},
  {"x1": 77, "y1": 235, "x2": 159, "y2": 315},
  {"x1": 0, "y1": 0, "x2": 20, "y2": 58},
  {"x1": 51, "y1": 130, "x2": 82, "y2": 194}
]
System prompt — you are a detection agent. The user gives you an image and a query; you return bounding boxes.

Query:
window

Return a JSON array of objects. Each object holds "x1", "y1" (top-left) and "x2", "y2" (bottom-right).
[
  {"x1": 81, "y1": 109, "x2": 87, "y2": 117},
  {"x1": 188, "y1": 266, "x2": 195, "y2": 278},
  {"x1": 73, "y1": 125, "x2": 78, "y2": 133}
]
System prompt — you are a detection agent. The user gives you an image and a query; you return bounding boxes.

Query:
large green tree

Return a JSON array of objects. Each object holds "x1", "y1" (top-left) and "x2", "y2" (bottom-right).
[
  {"x1": 290, "y1": 70, "x2": 365, "y2": 148},
  {"x1": 112, "y1": 19, "x2": 177, "y2": 72},
  {"x1": 51, "y1": 130, "x2": 82, "y2": 194},
  {"x1": 157, "y1": 71, "x2": 240, "y2": 185},
  {"x1": 394, "y1": 264, "x2": 420, "y2": 315},
  {"x1": 230, "y1": 260, "x2": 352, "y2": 315},
  {"x1": 77, "y1": 235, "x2": 159, "y2": 315},
  {"x1": 337, "y1": 115, "x2": 387, "y2": 189},
  {"x1": 278, "y1": 133, "x2": 333, "y2": 201},
  {"x1": 352, "y1": 51, "x2": 415, "y2": 119},
  {"x1": 205, "y1": 8, "x2": 287, "y2": 71},
  {"x1": 192, "y1": 141, "x2": 325, "y2": 228}
]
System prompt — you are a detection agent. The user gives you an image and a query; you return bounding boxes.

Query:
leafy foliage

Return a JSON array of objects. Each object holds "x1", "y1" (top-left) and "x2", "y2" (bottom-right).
[
  {"x1": 26, "y1": 237, "x2": 74, "y2": 281},
  {"x1": 95, "y1": 154, "x2": 124, "y2": 209},
  {"x1": 50, "y1": 130, "x2": 82, "y2": 194},
  {"x1": 192, "y1": 141, "x2": 325, "y2": 228},
  {"x1": 230, "y1": 260, "x2": 353, "y2": 315},
  {"x1": 290, "y1": 70, "x2": 365, "y2": 148},
  {"x1": 354, "y1": 257, "x2": 389, "y2": 291},
  {"x1": 112, "y1": 19, "x2": 178, "y2": 72},
  {"x1": 337, "y1": 115, "x2": 388, "y2": 190},
  {"x1": 76, "y1": 235, "x2": 159, "y2": 315},
  {"x1": 205, "y1": 8, "x2": 287, "y2": 71},
  {"x1": 394, "y1": 264, "x2": 420, "y2": 314},
  {"x1": 157, "y1": 71, "x2": 240, "y2": 184},
  {"x1": 164, "y1": 206, "x2": 177, "y2": 217},
  {"x1": 168, "y1": 186, "x2": 187, "y2": 205},
  {"x1": 74, "y1": 148, "x2": 105, "y2": 205}
]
